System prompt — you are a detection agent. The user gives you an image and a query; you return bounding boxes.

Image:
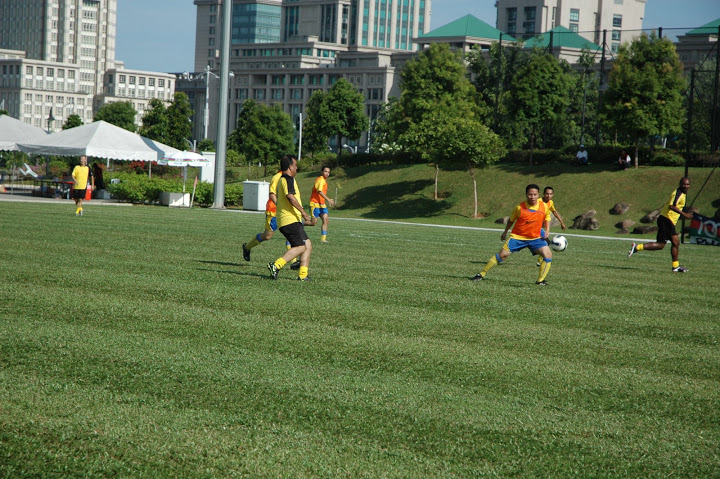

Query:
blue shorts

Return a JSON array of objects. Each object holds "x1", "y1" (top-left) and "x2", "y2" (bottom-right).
[
  {"x1": 504, "y1": 237, "x2": 549, "y2": 254},
  {"x1": 312, "y1": 206, "x2": 329, "y2": 218},
  {"x1": 264, "y1": 215, "x2": 277, "y2": 232}
]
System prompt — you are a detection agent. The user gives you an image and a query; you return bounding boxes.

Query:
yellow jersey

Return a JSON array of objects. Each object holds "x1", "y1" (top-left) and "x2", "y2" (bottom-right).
[
  {"x1": 276, "y1": 174, "x2": 303, "y2": 228},
  {"x1": 660, "y1": 188, "x2": 686, "y2": 225},
  {"x1": 72, "y1": 165, "x2": 91, "y2": 189}
]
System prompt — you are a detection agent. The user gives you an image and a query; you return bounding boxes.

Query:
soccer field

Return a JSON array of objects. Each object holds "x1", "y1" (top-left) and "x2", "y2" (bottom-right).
[{"x1": 1, "y1": 202, "x2": 718, "y2": 477}]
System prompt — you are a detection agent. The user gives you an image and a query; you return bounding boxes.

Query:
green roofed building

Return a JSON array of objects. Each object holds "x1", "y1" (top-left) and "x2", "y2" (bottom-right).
[
  {"x1": 415, "y1": 14, "x2": 517, "y2": 53},
  {"x1": 676, "y1": 18, "x2": 719, "y2": 70},
  {"x1": 522, "y1": 25, "x2": 602, "y2": 64}
]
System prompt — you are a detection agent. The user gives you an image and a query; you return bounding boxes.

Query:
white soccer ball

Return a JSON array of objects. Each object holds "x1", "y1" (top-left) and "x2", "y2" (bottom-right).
[{"x1": 550, "y1": 235, "x2": 568, "y2": 252}]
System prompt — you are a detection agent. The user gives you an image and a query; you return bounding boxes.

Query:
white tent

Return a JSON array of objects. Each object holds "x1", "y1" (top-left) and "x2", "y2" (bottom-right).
[
  {"x1": 17, "y1": 120, "x2": 179, "y2": 161},
  {"x1": 0, "y1": 115, "x2": 49, "y2": 151}
]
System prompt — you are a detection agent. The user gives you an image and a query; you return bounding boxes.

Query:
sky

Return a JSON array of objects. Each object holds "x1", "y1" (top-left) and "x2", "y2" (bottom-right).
[{"x1": 116, "y1": 0, "x2": 720, "y2": 73}]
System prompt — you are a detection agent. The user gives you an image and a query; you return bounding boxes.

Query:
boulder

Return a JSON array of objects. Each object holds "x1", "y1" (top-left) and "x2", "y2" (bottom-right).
[
  {"x1": 615, "y1": 219, "x2": 635, "y2": 229},
  {"x1": 616, "y1": 228, "x2": 631, "y2": 235},
  {"x1": 495, "y1": 216, "x2": 509, "y2": 225},
  {"x1": 640, "y1": 208, "x2": 661, "y2": 224},
  {"x1": 571, "y1": 210, "x2": 599, "y2": 231},
  {"x1": 632, "y1": 225, "x2": 658, "y2": 235},
  {"x1": 610, "y1": 203, "x2": 630, "y2": 215}
]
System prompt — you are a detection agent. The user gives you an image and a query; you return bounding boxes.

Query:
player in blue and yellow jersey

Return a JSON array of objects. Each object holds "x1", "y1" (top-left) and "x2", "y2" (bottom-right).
[
  {"x1": 535, "y1": 186, "x2": 566, "y2": 266},
  {"x1": 471, "y1": 184, "x2": 553, "y2": 285},
  {"x1": 71, "y1": 155, "x2": 94, "y2": 216},
  {"x1": 267, "y1": 156, "x2": 317, "y2": 281},
  {"x1": 309, "y1": 165, "x2": 335, "y2": 243},
  {"x1": 628, "y1": 177, "x2": 693, "y2": 272}
]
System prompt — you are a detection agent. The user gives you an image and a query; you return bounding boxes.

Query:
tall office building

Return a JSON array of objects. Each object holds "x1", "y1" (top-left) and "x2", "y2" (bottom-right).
[
  {"x1": 0, "y1": 0, "x2": 174, "y2": 130},
  {"x1": 495, "y1": 0, "x2": 646, "y2": 51},
  {"x1": 190, "y1": 0, "x2": 431, "y2": 144}
]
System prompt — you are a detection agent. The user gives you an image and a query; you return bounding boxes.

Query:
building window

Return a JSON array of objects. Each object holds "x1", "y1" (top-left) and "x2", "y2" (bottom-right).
[
  {"x1": 613, "y1": 14, "x2": 622, "y2": 27},
  {"x1": 129, "y1": 76, "x2": 136, "y2": 84},
  {"x1": 570, "y1": 24, "x2": 579, "y2": 32},
  {"x1": 158, "y1": 79, "x2": 165, "y2": 87},
  {"x1": 614, "y1": 0, "x2": 623, "y2": 4},
  {"x1": 612, "y1": 29, "x2": 621, "y2": 41},
  {"x1": 209, "y1": 27, "x2": 215, "y2": 34},
  {"x1": 569, "y1": 9, "x2": 579, "y2": 22},
  {"x1": 209, "y1": 15, "x2": 216, "y2": 24},
  {"x1": 149, "y1": 78, "x2": 155, "y2": 86},
  {"x1": 611, "y1": 42, "x2": 620, "y2": 53},
  {"x1": 523, "y1": 21, "x2": 535, "y2": 35},
  {"x1": 524, "y1": 7, "x2": 536, "y2": 21},
  {"x1": 507, "y1": 7, "x2": 517, "y2": 22},
  {"x1": 119, "y1": 75, "x2": 126, "y2": 83}
]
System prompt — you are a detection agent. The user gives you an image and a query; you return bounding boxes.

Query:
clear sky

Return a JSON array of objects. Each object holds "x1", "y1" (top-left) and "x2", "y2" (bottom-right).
[{"x1": 116, "y1": 0, "x2": 720, "y2": 73}]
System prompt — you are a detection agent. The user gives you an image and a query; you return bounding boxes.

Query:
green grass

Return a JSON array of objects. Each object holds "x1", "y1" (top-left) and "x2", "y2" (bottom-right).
[{"x1": 1, "y1": 201, "x2": 718, "y2": 477}]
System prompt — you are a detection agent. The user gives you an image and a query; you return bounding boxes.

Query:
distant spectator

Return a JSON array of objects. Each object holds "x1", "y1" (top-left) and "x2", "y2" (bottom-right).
[
  {"x1": 575, "y1": 144, "x2": 588, "y2": 166},
  {"x1": 618, "y1": 149, "x2": 631, "y2": 170},
  {"x1": 92, "y1": 162, "x2": 105, "y2": 190}
]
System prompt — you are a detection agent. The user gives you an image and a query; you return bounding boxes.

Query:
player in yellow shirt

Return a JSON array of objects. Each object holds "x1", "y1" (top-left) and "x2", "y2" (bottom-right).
[
  {"x1": 628, "y1": 177, "x2": 693, "y2": 272},
  {"x1": 71, "y1": 155, "x2": 94, "y2": 216},
  {"x1": 309, "y1": 165, "x2": 335, "y2": 242},
  {"x1": 535, "y1": 186, "x2": 566, "y2": 266},
  {"x1": 242, "y1": 157, "x2": 301, "y2": 269},
  {"x1": 267, "y1": 156, "x2": 316, "y2": 280},
  {"x1": 471, "y1": 184, "x2": 553, "y2": 285}
]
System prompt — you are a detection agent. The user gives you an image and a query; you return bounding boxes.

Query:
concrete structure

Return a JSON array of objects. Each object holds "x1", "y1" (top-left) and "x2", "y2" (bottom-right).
[
  {"x1": 675, "y1": 18, "x2": 720, "y2": 71},
  {"x1": 495, "y1": 0, "x2": 646, "y2": 51},
  {"x1": 0, "y1": 0, "x2": 175, "y2": 131}
]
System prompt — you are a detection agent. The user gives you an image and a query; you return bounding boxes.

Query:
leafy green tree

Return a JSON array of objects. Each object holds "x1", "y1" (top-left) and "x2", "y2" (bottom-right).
[
  {"x1": 139, "y1": 98, "x2": 168, "y2": 142},
  {"x1": 321, "y1": 78, "x2": 368, "y2": 162},
  {"x1": 507, "y1": 53, "x2": 571, "y2": 164},
  {"x1": 436, "y1": 116, "x2": 506, "y2": 217},
  {"x1": 198, "y1": 138, "x2": 215, "y2": 152},
  {"x1": 0, "y1": 109, "x2": 8, "y2": 116},
  {"x1": 228, "y1": 100, "x2": 294, "y2": 175},
  {"x1": 302, "y1": 91, "x2": 331, "y2": 156},
  {"x1": 94, "y1": 101, "x2": 137, "y2": 132},
  {"x1": 604, "y1": 33, "x2": 686, "y2": 167},
  {"x1": 62, "y1": 113, "x2": 84, "y2": 130},
  {"x1": 166, "y1": 92, "x2": 194, "y2": 150}
]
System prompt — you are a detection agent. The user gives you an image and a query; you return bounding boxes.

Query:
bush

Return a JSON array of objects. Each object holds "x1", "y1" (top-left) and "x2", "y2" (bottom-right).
[{"x1": 48, "y1": 160, "x2": 71, "y2": 178}]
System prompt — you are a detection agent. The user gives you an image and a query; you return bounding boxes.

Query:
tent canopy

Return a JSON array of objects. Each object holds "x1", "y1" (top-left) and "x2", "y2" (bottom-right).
[
  {"x1": 17, "y1": 120, "x2": 179, "y2": 162},
  {"x1": 0, "y1": 115, "x2": 50, "y2": 152}
]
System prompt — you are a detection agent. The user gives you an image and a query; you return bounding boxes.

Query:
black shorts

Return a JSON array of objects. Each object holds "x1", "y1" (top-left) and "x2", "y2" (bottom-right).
[
  {"x1": 656, "y1": 215, "x2": 677, "y2": 243},
  {"x1": 72, "y1": 188, "x2": 86, "y2": 200},
  {"x1": 279, "y1": 222, "x2": 309, "y2": 247}
]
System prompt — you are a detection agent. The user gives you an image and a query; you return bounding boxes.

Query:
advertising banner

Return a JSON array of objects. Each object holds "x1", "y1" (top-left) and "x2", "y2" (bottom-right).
[{"x1": 689, "y1": 213, "x2": 720, "y2": 246}]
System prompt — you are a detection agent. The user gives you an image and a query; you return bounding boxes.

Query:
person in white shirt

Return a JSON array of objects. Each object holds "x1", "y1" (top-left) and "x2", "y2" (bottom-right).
[{"x1": 575, "y1": 144, "x2": 588, "y2": 166}]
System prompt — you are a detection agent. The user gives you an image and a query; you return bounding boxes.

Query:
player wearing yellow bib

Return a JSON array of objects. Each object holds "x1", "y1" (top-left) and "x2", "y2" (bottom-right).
[
  {"x1": 535, "y1": 186, "x2": 566, "y2": 266},
  {"x1": 71, "y1": 155, "x2": 94, "y2": 216},
  {"x1": 628, "y1": 177, "x2": 693, "y2": 272},
  {"x1": 471, "y1": 184, "x2": 553, "y2": 285},
  {"x1": 309, "y1": 165, "x2": 335, "y2": 242},
  {"x1": 267, "y1": 156, "x2": 317, "y2": 280}
]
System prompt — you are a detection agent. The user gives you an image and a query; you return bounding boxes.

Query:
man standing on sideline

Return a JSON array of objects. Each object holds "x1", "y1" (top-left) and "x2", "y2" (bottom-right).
[
  {"x1": 268, "y1": 156, "x2": 316, "y2": 280},
  {"x1": 629, "y1": 177, "x2": 693, "y2": 272},
  {"x1": 471, "y1": 184, "x2": 553, "y2": 285},
  {"x1": 309, "y1": 165, "x2": 335, "y2": 242},
  {"x1": 71, "y1": 155, "x2": 93, "y2": 216}
]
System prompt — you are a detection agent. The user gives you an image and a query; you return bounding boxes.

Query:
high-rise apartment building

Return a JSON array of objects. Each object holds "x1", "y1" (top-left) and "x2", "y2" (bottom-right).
[
  {"x1": 190, "y1": 0, "x2": 431, "y2": 145},
  {"x1": 495, "y1": 0, "x2": 646, "y2": 51},
  {"x1": 0, "y1": 0, "x2": 174, "y2": 130}
]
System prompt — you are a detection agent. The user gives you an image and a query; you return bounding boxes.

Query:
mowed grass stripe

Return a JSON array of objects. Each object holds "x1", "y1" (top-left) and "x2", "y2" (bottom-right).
[{"x1": 1, "y1": 201, "x2": 718, "y2": 476}]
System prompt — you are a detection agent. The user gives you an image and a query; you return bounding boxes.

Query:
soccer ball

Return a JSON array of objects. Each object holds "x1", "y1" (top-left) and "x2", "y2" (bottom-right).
[{"x1": 550, "y1": 235, "x2": 568, "y2": 252}]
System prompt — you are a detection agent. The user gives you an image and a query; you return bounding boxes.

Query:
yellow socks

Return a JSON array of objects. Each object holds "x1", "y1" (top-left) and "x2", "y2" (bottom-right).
[
  {"x1": 481, "y1": 254, "x2": 500, "y2": 277},
  {"x1": 274, "y1": 258, "x2": 287, "y2": 270},
  {"x1": 637, "y1": 244, "x2": 644, "y2": 251},
  {"x1": 538, "y1": 258, "x2": 552, "y2": 282},
  {"x1": 299, "y1": 266, "x2": 309, "y2": 279},
  {"x1": 246, "y1": 236, "x2": 261, "y2": 250},
  {"x1": 672, "y1": 261, "x2": 679, "y2": 268}
]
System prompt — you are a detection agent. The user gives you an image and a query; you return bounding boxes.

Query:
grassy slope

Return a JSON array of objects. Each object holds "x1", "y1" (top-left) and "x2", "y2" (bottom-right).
[{"x1": 290, "y1": 162, "x2": 720, "y2": 236}]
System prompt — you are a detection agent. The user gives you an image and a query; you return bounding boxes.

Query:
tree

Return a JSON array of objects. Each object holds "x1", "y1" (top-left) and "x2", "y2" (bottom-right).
[
  {"x1": 166, "y1": 92, "x2": 194, "y2": 150},
  {"x1": 62, "y1": 113, "x2": 84, "y2": 130},
  {"x1": 435, "y1": 116, "x2": 506, "y2": 218},
  {"x1": 320, "y1": 78, "x2": 368, "y2": 162},
  {"x1": 0, "y1": 109, "x2": 8, "y2": 116},
  {"x1": 302, "y1": 91, "x2": 331, "y2": 156},
  {"x1": 94, "y1": 101, "x2": 137, "y2": 132},
  {"x1": 139, "y1": 98, "x2": 169, "y2": 142},
  {"x1": 386, "y1": 43, "x2": 487, "y2": 198},
  {"x1": 604, "y1": 33, "x2": 686, "y2": 167},
  {"x1": 228, "y1": 100, "x2": 294, "y2": 175},
  {"x1": 198, "y1": 138, "x2": 215, "y2": 152},
  {"x1": 507, "y1": 53, "x2": 571, "y2": 165}
]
